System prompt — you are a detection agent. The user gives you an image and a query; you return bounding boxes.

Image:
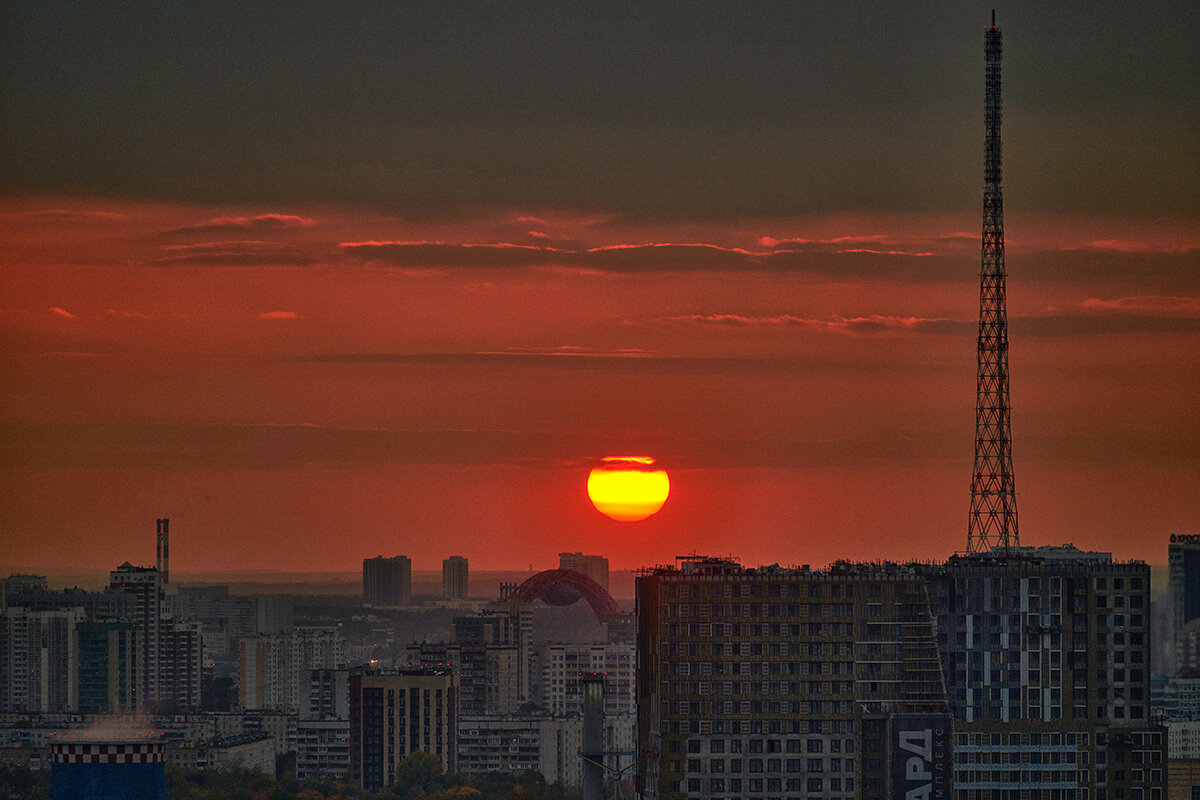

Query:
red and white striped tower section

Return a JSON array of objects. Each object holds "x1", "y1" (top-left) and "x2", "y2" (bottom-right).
[
  {"x1": 967, "y1": 11, "x2": 1020, "y2": 556},
  {"x1": 50, "y1": 741, "x2": 166, "y2": 800}
]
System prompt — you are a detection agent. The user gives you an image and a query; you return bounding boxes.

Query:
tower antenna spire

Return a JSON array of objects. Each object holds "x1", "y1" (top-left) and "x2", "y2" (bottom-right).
[{"x1": 967, "y1": 15, "x2": 1019, "y2": 555}]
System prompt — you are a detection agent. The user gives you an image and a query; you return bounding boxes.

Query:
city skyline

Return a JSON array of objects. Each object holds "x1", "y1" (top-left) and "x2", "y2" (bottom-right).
[{"x1": 2, "y1": 3, "x2": 1197, "y2": 573}]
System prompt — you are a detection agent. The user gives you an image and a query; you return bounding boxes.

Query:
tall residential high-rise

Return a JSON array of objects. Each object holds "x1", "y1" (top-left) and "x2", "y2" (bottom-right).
[
  {"x1": 922, "y1": 554, "x2": 1164, "y2": 798},
  {"x1": 636, "y1": 553, "x2": 1166, "y2": 800},
  {"x1": 0, "y1": 606, "x2": 86, "y2": 713},
  {"x1": 158, "y1": 620, "x2": 203, "y2": 711},
  {"x1": 635, "y1": 557, "x2": 949, "y2": 800},
  {"x1": 442, "y1": 555, "x2": 469, "y2": 600},
  {"x1": 362, "y1": 555, "x2": 412, "y2": 607},
  {"x1": 349, "y1": 669, "x2": 458, "y2": 791},
  {"x1": 109, "y1": 562, "x2": 163, "y2": 704},
  {"x1": 968, "y1": 12, "x2": 1019, "y2": 555},
  {"x1": 108, "y1": 557, "x2": 204, "y2": 711},
  {"x1": 559, "y1": 552, "x2": 609, "y2": 591},
  {"x1": 1169, "y1": 534, "x2": 1200, "y2": 674}
]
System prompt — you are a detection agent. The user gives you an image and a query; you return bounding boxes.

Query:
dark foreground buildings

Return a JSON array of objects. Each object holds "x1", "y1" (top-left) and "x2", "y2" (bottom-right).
[
  {"x1": 635, "y1": 551, "x2": 1165, "y2": 799},
  {"x1": 636, "y1": 556, "x2": 950, "y2": 800}
]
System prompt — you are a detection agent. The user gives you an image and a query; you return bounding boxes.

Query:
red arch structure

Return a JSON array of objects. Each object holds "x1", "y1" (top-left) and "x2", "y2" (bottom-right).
[{"x1": 509, "y1": 569, "x2": 622, "y2": 620}]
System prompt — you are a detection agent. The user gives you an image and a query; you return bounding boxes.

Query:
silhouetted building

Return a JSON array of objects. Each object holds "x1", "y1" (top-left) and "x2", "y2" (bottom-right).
[
  {"x1": 443, "y1": 556, "x2": 468, "y2": 600},
  {"x1": 349, "y1": 669, "x2": 458, "y2": 791},
  {"x1": 362, "y1": 555, "x2": 411, "y2": 607},
  {"x1": 560, "y1": 552, "x2": 609, "y2": 592}
]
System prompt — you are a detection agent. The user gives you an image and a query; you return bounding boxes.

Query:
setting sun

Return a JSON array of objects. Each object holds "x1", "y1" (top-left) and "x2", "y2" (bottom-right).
[{"x1": 586, "y1": 456, "x2": 671, "y2": 522}]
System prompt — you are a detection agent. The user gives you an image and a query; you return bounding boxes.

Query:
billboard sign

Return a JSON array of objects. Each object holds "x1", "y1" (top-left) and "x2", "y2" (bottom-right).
[{"x1": 889, "y1": 713, "x2": 952, "y2": 800}]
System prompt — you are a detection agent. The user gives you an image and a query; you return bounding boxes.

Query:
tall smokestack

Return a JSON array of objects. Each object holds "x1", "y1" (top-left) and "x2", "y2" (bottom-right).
[
  {"x1": 581, "y1": 673, "x2": 605, "y2": 800},
  {"x1": 156, "y1": 518, "x2": 169, "y2": 584}
]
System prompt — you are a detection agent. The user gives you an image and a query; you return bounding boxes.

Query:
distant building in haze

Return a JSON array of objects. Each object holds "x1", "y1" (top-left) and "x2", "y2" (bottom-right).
[
  {"x1": 239, "y1": 628, "x2": 346, "y2": 712},
  {"x1": 559, "y1": 552, "x2": 609, "y2": 591},
  {"x1": 443, "y1": 555, "x2": 468, "y2": 600},
  {"x1": 175, "y1": 584, "x2": 258, "y2": 663},
  {"x1": 349, "y1": 668, "x2": 458, "y2": 791},
  {"x1": 0, "y1": 574, "x2": 47, "y2": 608},
  {"x1": 362, "y1": 555, "x2": 411, "y2": 607},
  {"x1": 1169, "y1": 534, "x2": 1200, "y2": 675}
]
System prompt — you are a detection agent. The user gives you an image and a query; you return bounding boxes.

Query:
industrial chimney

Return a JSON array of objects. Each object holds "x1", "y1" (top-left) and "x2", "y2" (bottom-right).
[{"x1": 155, "y1": 518, "x2": 169, "y2": 584}]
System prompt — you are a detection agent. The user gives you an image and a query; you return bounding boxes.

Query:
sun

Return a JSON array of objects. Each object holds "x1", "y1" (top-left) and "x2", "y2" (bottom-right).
[{"x1": 587, "y1": 456, "x2": 670, "y2": 522}]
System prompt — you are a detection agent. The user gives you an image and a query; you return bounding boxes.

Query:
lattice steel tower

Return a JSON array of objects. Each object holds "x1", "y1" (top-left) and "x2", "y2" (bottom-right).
[{"x1": 968, "y1": 12, "x2": 1019, "y2": 555}]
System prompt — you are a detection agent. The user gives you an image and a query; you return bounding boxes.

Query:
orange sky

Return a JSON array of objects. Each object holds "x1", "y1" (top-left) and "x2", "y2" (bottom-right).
[
  {"x1": 1, "y1": 4, "x2": 1197, "y2": 575},
  {"x1": 1, "y1": 200, "x2": 1196, "y2": 573}
]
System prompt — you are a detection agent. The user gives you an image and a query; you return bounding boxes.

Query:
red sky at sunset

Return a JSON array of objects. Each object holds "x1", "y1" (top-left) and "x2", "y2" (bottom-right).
[{"x1": 2, "y1": 3, "x2": 1197, "y2": 576}]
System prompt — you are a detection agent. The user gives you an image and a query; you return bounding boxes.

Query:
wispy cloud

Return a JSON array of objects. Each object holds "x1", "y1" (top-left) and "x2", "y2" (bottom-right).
[
  {"x1": 285, "y1": 351, "x2": 792, "y2": 376},
  {"x1": 2, "y1": 209, "x2": 128, "y2": 221},
  {"x1": 760, "y1": 232, "x2": 970, "y2": 253},
  {"x1": 166, "y1": 214, "x2": 317, "y2": 234},
  {"x1": 258, "y1": 311, "x2": 300, "y2": 320},
  {"x1": 101, "y1": 308, "x2": 150, "y2": 319},
  {"x1": 1086, "y1": 239, "x2": 1197, "y2": 254},
  {"x1": 153, "y1": 240, "x2": 317, "y2": 267},
  {"x1": 340, "y1": 240, "x2": 951, "y2": 277},
  {"x1": 48, "y1": 306, "x2": 76, "y2": 318},
  {"x1": 1079, "y1": 295, "x2": 1200, "y2": 315},
  {"x1": 669, "y1": 313, "x2": 964, "y2": 336}
]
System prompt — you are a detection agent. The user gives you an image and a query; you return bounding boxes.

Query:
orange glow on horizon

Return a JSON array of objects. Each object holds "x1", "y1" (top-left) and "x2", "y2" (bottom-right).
[{"x1": 587, "y1": 456, "x2": 671, "y2": 522}]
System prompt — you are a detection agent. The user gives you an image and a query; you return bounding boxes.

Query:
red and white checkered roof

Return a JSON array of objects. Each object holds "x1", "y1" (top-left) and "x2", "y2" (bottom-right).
[{"x1": 52, "y1": 742, "x2": 165, "y2": 764}]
